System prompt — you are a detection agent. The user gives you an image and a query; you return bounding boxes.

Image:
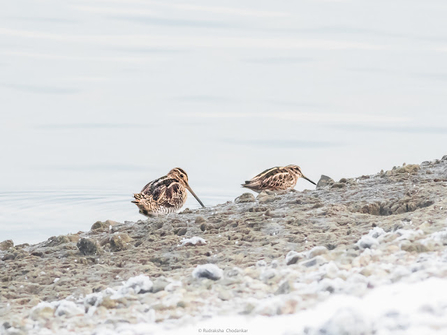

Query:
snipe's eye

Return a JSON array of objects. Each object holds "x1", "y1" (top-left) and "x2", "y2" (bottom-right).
[{"x1": 180, "y1": 174, "x2": 184, "y2": 178}]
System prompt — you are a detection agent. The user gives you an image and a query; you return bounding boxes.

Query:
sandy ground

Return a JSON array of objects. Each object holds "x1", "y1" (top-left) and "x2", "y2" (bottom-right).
[{"x1": 1, "y1": 156, "x2": 447, "y2": 334}]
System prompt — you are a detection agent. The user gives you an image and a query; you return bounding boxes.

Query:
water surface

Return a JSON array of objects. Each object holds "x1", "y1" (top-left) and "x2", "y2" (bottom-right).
[{"x1": 1, "y1": 0, "x2": 447, "y2": 244}]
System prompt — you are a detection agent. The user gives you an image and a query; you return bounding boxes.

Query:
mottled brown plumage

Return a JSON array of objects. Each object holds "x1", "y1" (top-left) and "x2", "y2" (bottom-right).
[
  {"x1": 132, "y1": 168, "x2": 205, "y2": 216},
  {"x1": 242, "y1": 164, "x2": 316, "y2": 192}
]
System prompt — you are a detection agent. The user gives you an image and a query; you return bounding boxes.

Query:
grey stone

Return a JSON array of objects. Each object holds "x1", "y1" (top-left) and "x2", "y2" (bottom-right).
[
  {"x1": 77, "y1": 238, "x2": 100, "y2": 255},
  {"x1": 0, "y1": 240, "x2": 14, "y2": 251},
  {"x1": 235, "y1": 193, "x2": 256, "y2": 204},
  {"x1": 308, "y1": 246, "x2": 328, "y2": 259},
  {"x1": 110, "y1": 233, "x2": 132, "y2": 251},
  {"x1": 151, "y1": 277, "x2": 170, "y2": 293},
  {"x1": 195, "y1": 216, "x2": 206, "y2": 224},
  {"x1": 317, "y1": 175, "x2": 335, "y2": 188},
  {"x1": 275, "y1": 281, "x2": 291, "y2": 295}
]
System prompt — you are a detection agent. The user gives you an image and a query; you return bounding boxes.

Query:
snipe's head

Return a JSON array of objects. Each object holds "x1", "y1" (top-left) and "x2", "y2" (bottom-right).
[
  {"x1": 286, "y1": 164, "x2": 316, "y2": 186},
  {"x1": 167, "y1": 167, "x2": 189, "y2": 185},
  {"x1": 167, "y1": 167, "x2": 205, "y2": 208},
  {"x1": 286, "y1": 165, "x2": 303, "y2": 177}
]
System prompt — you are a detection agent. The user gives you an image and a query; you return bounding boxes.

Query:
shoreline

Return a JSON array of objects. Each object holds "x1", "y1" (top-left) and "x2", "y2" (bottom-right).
[{"x1": 1, "y1": 155, "x2": 447, "y2": 334}]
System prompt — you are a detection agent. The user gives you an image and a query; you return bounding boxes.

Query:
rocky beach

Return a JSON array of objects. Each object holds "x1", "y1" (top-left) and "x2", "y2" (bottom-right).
[{"x1": 1, "y1": 156, "x2": 447, "y2": 335}]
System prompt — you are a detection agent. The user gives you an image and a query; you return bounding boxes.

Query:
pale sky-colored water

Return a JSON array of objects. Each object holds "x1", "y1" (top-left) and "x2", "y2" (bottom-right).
[{"x1": 1, "y1": 0, "x2": 447, "y2": 244}]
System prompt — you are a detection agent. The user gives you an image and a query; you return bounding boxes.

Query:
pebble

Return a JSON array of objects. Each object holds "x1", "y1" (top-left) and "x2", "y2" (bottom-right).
[
  {"x1": 177, "y1": 228, "x2": 187, "y2": 236},
  {"x1": 110, "y1": 233, "x2": 132, "y2": 251},
  {"x1": 317, "y1": 175, "x2": 335, "y2": 188},
  {"x1": 308, "y1": 246, "x2": 328, "y2": 258},
  {"x1": 77, "y1": 238, "x2": 100, "y2": 255},
  {"x1": 30, "y1": 303, "x2": 54, "y2": 321},
  {"x1": 234, "y1": 193, "x2": 256, "y2": 204},
  {"x1": 357, "y1": 235, "x2": 379, "y2": 249},
  {"x1": 286, "y1": 251, "x2": 304, "y2": 265},
  {"x1": 0, "y1": 240, "x2": 14, "y2": 251},
  {"x1": 151, "y1": 277, "x2": 170, "y2": 293},
  {"x1": 256, "y1": 260, "x2": 267, "y2": 268},
  {"x1": 257, "y1": 192, "x2": 275, "y2": 203},
  {"x1": 275, "y1": 281, "x2": 291, "y2": 295},
  {"x1": 217, "y1": 288, "x2": 233, "y2": 301},
  {"x1": 192, "y1": 264, "x2": 223, "y2": 281},
  {"x1": 195, "y1": 216, "x2": 206, "y2": 224}
]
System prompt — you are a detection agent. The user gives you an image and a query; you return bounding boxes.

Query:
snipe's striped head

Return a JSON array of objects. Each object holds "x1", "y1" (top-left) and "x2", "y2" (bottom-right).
[
  {"x1": 168, "y1": 167, "x2": 205, "y2": 208},
  {"x1": 167, "y1": 168, "x2": 189, "y2": 185},
  {"x1": 285, "y1": 164, "x2": 316, "y2": 185}
]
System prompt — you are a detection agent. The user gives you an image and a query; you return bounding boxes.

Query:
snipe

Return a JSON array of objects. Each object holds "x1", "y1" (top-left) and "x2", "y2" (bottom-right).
[
  {"x1": 132, "y1": 168, "x2": 205, "y2": 216},
  {"x1": 242, "y1": 165, "x2": 316, "y2": 192}
]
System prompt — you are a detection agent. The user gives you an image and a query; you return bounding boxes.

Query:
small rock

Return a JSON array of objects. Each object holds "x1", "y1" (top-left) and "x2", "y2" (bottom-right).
[
  {"x1": 192, "y1": 264, "x2": 223, "y2": 281},
  {"x1": 317, "y1": 175, "x2": 335, "y2": 188},
  {"x1": 0, "y1": 240, "x2": 13, "y2": 251},
  {"x1": 177, "y1": 228, "x2": 187, "y2": 236},
  {"x1": 256, "y1": 260, "x2": 267, "y2": 268},
  {"x1": 151, "y1": 277, "x2": 170, "y2": 293},
  {"x1": 235, "y1": 193, "x2": 256, "y2": 204},
  {"x1": 180, "y1": 236, "x2": 206, "y2": 247},
  {"x1": 31, "y1": 251, "x2": 44, "y2": 257},
  {"x1": 278, "y1": 299, "x2": 298, "y2": 315},
  {"x1": 316, "y1": 308, "x2": 370, "y2": 334},
  {"x1": 110, "y1": 233, "x2": 132, "y2": 251},
  {"x1": 54, "y1": 301, "x2": 84, "y2": 317},
  {"x1": 30, "y1": 303, "x2": 55, "y2": 321},
  {"x1": 217, "y1": 288, "x2": 233, "y2": 301},
  {"x1": 77, "y1": 238, "x2": 100, "y2": 255},
  {"x1": 46, "y1": 235, "x2": 71, "y2": 247},
  {"x1": 100, "y1": 296, "x2": 117, "y2": 309},
  {"x1": 354, "y1": 202, "x2": 380, "y2": 215},
  {"x1": 195, "y1": 216, "x2": 206, "y2": 224},
  {"x1": 324, "y1": 261, "x2": 340, "y2": 279},
  {"x1": 177, "y1": 301, "x2": 187, "y2": 308},
  {"x1": 285, "y1": 251, "x2": 304, "y2": 265},
  {"x1": 2, "y1": 252, "x2": 15, "y2": 261},
  {"x1": 257, "y1": 192, "x2": 275, "y2": 203},
  {"x1": 394, "y1": 164, "x2": 420, "y2": 174},
  {"x1": 260, "y1": 269, "x2": 277, "y2": 283},
  {"x1": 308, "y1": 246, "x2": 328, "y2": 258},
  {"x1": 357, "y1": 235, "x2": 379, "y2": 249},
  {"x1": 275, "y1": 281, "x2": 291, "y2": 295},
  {"x1": 400, "y1": 241, "x2": 429, "y2": 253},
  {"x1": 119, "y1": 274, "x2": 153, "y2": 294},
  {"x1": 301, "y1": 256, "x2": 327, "y2": 268},
  {"x1": 91, "y1": 221, "x2": 108, "y2": 230}
]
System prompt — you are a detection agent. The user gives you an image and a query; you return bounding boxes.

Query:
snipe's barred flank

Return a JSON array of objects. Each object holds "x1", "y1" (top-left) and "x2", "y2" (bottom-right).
[
  {"x1": 242, "y1": 164, "x2": 316, "y2": 192},
  {"x1": 132, "y1": 168, "x2": 205, "y2": 216}
]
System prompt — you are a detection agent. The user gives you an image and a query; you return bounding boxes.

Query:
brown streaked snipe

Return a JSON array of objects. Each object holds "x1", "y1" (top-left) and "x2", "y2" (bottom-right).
[
  {"x1": 242, "y1": 164, "x2": 316, "y2": 193},
  {"x1": 132, "y1": 168, "x2": 205, "y2": 216}
]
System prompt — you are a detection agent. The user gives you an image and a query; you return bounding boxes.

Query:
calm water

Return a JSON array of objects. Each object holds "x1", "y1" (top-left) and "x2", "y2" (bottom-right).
[{"x1": 1, "y1": 0, "x2": 447, "y2": 244}]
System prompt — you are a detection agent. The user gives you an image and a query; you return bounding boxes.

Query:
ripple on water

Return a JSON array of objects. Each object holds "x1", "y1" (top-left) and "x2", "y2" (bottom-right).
[{"x1": 0, "y1": 190, "x2": 226, "y2": 245}]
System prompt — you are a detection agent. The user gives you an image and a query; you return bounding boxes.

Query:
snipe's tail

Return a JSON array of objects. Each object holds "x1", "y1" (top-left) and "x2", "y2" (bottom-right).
[{"x1": 131, "y1": 193, "x2": 143, "y2": 203}]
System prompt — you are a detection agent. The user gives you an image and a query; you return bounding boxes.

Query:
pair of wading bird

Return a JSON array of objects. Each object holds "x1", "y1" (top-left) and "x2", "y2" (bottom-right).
[{"x1": 132, "y1": 165, "x2": 316, "y2": 216}]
